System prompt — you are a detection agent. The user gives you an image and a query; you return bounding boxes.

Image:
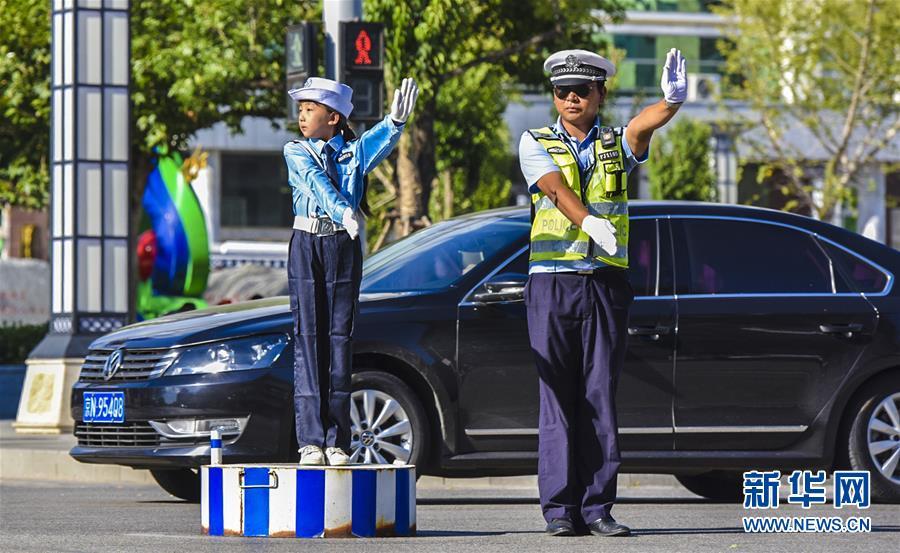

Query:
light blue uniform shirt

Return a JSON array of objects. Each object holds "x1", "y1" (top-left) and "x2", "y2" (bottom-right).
[
  {"x1": 518, "y1": 116, "x2": 649, "y2": 274},
  {"x1": 284, "y1": 115, "x2": 404, "y2": 223}
]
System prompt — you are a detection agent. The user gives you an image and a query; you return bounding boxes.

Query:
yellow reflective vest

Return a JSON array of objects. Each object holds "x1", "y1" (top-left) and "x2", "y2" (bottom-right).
[{"x1": 527, "y1": 126, "x2": 629, "y2": 268}]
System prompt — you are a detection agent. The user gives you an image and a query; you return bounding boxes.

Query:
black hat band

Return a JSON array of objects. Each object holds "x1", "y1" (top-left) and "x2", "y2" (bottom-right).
[{"x1": 551, "y1": 63, "x2": 606, "y2": 80}]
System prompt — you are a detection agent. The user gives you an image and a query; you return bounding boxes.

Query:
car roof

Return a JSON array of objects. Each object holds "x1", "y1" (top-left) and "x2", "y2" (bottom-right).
[
  {"x1": 470, "y1": 200, "x2": 832, "y2": 227},
  {"x1": 462, "y1": 201, "x2": 900, "y2": 274}
]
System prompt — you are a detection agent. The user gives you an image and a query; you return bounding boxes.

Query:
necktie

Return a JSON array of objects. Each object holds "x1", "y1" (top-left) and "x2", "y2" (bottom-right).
[{"x1": 322, "y1": 143, "x2": 341, "y2": 189}]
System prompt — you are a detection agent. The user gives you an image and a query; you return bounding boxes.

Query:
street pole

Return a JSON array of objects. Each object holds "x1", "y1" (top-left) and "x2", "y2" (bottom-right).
[
  {"x1": 323, "y1": 0, "x2": 362, "y2": 80},
  {"x1": 15, "y1": 0, "x2": 132, "y2": 433}
]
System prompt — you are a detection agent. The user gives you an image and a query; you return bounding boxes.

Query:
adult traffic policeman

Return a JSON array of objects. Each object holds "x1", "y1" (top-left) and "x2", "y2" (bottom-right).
[{"x1": 519, "y1": 48, "x2": 687, "y2": 536}]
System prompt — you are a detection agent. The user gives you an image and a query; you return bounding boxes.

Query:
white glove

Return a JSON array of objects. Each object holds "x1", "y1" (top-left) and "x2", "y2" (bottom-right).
[
  {"x1": 341, "y1": 209, "x2": 360, "y2": 240},
  {"x1": 582, "y1": 215, "x2": 618, "y2": 256},
  {"x1": 660, "y1": 48, "x2": 687, "y2": 104},
  {"x1": 389, "y1": 77, "x2": 419, "y2": 124}
]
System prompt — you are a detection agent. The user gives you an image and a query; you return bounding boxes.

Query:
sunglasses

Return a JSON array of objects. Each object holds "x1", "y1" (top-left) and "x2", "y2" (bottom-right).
[{"x1": 553, "y1": 83, "x2": 595, "y2": 100}]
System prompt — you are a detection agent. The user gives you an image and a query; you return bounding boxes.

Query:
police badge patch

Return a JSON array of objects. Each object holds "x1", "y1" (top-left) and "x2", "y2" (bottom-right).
[
  {"x1": 597, "y1": 150, "x2": 620, "y2": 161},
  {"x1": 547, "y1": 146, "x2": 567, "y2": 154}
]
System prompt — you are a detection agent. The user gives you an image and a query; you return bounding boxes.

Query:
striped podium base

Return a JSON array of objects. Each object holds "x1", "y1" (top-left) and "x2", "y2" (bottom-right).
[{"x1": 201, "y1": 463, "x2": 416, "y2": 538}]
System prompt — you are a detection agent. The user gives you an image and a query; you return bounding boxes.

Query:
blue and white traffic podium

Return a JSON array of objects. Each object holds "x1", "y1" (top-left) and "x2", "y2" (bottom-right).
[{"x1": 201, "y1": 463, "x2": 416, "y2": 538}]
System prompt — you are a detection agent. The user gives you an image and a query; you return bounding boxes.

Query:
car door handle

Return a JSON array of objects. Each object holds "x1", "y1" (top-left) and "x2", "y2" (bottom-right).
[
  {"x1": 627, "y1": 325, "x2": 672, "y2": 341},
  {"x1": 819, "y1": 323, "x2": 864, "y2": 338}
]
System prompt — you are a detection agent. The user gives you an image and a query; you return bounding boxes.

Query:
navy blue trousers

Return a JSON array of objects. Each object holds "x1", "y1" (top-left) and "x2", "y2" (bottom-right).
[
  {"x1": 288, "y1": 229, "x2": 362, "y2": 450},
  {"x1": 524, "y1": 269, "x2": 633, "y2": 524}
]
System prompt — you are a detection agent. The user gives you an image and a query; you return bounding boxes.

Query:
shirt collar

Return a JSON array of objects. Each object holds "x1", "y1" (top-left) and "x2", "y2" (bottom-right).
[
  {"x1": 553, "y1": 116, "x2": 602, "y2": 144},
  {"x1": 308, "y1": 133, "x2": 346, "y2": 155}
]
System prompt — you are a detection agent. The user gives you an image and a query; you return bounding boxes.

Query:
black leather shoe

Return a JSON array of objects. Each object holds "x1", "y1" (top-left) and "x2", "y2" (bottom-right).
[
  {"x1": 587, "y1": 517, "x2": 631, "y2": 537},
  {"x1": 545, "y1": 518, "x2": 576, "y2": 536}
]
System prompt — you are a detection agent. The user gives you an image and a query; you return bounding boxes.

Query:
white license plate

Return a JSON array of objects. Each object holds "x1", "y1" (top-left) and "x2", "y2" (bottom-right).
[{"x1": 83, "y1": 391, "x2": 125, "y2": 423}]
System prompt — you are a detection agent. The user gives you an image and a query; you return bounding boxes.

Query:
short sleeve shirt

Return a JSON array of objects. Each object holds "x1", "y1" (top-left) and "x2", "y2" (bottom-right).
[{"x1": 518, "y1": 116, "x2": 649, "y2": 274}]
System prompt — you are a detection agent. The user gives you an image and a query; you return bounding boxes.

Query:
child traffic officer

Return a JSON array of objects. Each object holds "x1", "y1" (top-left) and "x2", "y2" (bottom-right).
[
  {"x1": 519, "y1": 48, "x2": 687, "y2": 536},
  {"x1": 284, "y1": 76, "x2": 419, "y2": 466}
]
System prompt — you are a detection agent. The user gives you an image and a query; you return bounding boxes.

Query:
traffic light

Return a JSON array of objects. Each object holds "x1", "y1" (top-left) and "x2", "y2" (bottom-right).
[
  {"x1": 340, "y1": 22, "x2": 384, "y2": 126},
  {"x1": 286, "y1": 22, "x2": 319, "y2": 123}
]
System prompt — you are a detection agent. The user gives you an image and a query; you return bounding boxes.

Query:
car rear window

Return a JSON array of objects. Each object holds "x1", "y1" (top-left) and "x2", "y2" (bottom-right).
[
  {"x1": 820, "y1": 241, "x2": 889, "y2": 294},
  {"x1": 362, "y1": 218, "x2": 528, "y2": 292}
]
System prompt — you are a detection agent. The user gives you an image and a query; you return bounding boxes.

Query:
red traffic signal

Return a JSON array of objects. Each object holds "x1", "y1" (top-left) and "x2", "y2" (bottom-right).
[{"x1": 341, "y1": 22, "x2": 383, "y2": 70}]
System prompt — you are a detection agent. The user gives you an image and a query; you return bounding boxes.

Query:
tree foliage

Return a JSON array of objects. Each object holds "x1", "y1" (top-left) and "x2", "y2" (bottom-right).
[
  {"x1": 0, "y1": 0, "x2": 318, "y2": 210},
  {"x1": 714, "y1": 0, "x2": 900, "y2": 221},
  {"x1": 648, "y1": 118, "x2": 716, "y2": 202},
  {"x1": 0, "y1": 0, "x2": 51, "y2": 209},
  {"x1": 363, "y1": 0, "x2": 628, "y2": 242}
]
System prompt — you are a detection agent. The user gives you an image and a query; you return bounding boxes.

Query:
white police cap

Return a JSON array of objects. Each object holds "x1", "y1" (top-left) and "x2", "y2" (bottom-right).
[
  {"x1": 544, "y1": 49, "x2": 616, "y2": 85},
  {"x1": 288, "y1": 77, "x2": 354, "y2": 119}
]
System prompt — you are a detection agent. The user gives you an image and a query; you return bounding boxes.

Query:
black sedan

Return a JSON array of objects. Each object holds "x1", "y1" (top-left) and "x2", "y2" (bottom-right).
[{"x1": 70, "y1": 202, "x2": 900, "y2": 503}]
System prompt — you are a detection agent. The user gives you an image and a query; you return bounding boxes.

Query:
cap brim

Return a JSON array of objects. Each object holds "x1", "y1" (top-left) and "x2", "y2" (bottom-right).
[{"x1": 288, "y1": 89, "x2": 318, "y2": 102}]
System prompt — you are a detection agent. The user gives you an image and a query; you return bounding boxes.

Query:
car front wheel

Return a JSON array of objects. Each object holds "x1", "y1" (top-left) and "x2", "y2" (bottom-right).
[
  {"x1": 350, "y1": 371, "x2": 428, "y2": 469},
  {"x1": 847, "y1": 376, "x2": 900, "y2": 503},
  {"x1": 150, "y1": 468, "x2": 200, "y2": 502}
]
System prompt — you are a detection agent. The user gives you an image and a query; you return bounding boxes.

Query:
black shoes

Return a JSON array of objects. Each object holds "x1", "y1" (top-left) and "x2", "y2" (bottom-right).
[
  {"x1": 545, "y1": 518, "x2": 576, "y2": 536},
  {"x1": 546, "y1": 516, "x2": 631, "y2": 537},
  {"x1": 586, "y1": 516, "x2": 631, "y2": 537}
]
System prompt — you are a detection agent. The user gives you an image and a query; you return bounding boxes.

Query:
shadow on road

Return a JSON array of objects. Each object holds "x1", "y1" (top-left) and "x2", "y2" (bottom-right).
[
  {"x1": 417, "y1": 530, "x2": 535, "y2": 537},
  {"x1": 418, "y1": 496, "x2": 727, "y2": 506},
  {"x1": 635, "y1": 527, "x2": 744, "y2": 535}
]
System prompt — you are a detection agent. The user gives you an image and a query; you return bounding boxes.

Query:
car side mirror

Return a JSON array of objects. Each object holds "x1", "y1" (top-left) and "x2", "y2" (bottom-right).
[{"x1": 472, "y1": 273, "x2": 527, "y2": 304}]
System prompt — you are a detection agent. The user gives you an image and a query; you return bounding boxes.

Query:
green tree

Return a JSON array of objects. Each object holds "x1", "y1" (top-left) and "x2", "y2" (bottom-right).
[
  {"x1": 0, "y1": 0, "x2": 51, "y2": 209},
  {"x1": 363, "y1": 0, "x2": 628, "y2": 241},
  {"x1": 714, "y1": 0, "x2": 900, "y2": 220},
  {"x1": 648, "y1": 118, "x2": 716, "y2": 202},
  {"x1": 0, "y1": 0, "x2": 318, "y2": 211}
]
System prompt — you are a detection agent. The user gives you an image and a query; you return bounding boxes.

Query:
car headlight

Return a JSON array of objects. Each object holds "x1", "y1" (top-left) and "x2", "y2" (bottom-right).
[{"x1": 165, "y1": 334, "x2": 288, "y2": 376}]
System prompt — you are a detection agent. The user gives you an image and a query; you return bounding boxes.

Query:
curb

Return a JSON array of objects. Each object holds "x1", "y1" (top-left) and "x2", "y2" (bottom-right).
[{"x1": 0, "y1": 423, "x2": 680, "y2": 490}]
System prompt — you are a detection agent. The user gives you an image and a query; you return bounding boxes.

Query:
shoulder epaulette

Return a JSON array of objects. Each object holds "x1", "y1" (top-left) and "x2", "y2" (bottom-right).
[{"x1": 527, "y1": 128, "x2": 557, "y2": 141}]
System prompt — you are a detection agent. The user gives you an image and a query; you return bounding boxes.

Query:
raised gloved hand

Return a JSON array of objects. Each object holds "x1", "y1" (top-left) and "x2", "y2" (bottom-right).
[
  {"x1": 390, "y1": 77, "x2": 419, "y2": 124},
  {"x1": 660, "y1": 48, "x2": 687, "y2": 105},
  {"x1": 341, "y1": 209, "x2": 360, "y2": 240},
  {"x1": 582, "y1": 215, "x2": 618, "y2": 256}
]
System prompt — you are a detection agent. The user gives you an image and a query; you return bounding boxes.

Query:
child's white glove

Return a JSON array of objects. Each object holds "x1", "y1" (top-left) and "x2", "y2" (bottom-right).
[
  {"x1": 341, "y1": 209, "x2": 360, "y2": 240},
  {"x1": 390, "y1": 78, "x2": 419, "y2": 124}
]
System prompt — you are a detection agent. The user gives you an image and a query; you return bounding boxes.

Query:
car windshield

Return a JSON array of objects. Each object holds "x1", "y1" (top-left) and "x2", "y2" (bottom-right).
[{"x1": 361, "y1": 216, "x2": 527, "y2": 293}]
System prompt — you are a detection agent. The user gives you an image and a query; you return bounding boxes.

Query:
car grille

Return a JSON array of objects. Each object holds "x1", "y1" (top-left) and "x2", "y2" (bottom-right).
[
  {"x1": 79, "y1": 348, "x2": 178, "y2": 382},
  {"x1": 75, "y1": 422, "x2": 161, "y2": 447}
]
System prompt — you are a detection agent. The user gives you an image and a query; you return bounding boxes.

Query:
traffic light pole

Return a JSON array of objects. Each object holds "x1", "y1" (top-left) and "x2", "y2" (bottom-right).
[{"x1": 323, "y1": 0, "x2": 362, "y2": 80}]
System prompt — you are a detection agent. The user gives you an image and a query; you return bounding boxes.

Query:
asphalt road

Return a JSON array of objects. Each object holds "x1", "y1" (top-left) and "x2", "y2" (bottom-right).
[{"x1": 0, "y1": 479, "x2": 897, "y2": 553}]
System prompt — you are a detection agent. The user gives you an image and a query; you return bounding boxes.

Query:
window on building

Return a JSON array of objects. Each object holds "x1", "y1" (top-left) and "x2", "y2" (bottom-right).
[
  {"x1": 698, "y1": 37, "x2": 726, "y2": 74},
  {"x1": 629, "y1": 0, "x2": 721, "y2": 13},
  {"x1": 220, "y1": 153, "x2": 294, "y2": 229},
  {"x1": 613, "y1": 34, "x2": 658, "y2": 94}
]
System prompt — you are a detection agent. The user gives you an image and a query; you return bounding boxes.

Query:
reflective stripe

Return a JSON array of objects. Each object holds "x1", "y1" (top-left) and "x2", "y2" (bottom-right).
[
  {"x1": 534, "y1": 197, "x2": 556, "y2": 211},
  {"x1": 534, "y1": 197, "x2": 628, "y2": 216},
  {"x1": 532, "y1": 239, "x2": 628, "y2": 259},
  {"x1": 588, "y1": 202, "x2": 628, "y2": 216},
  {"x1": 531, "y1": 240, "x2": 590, "y2": 255}
]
